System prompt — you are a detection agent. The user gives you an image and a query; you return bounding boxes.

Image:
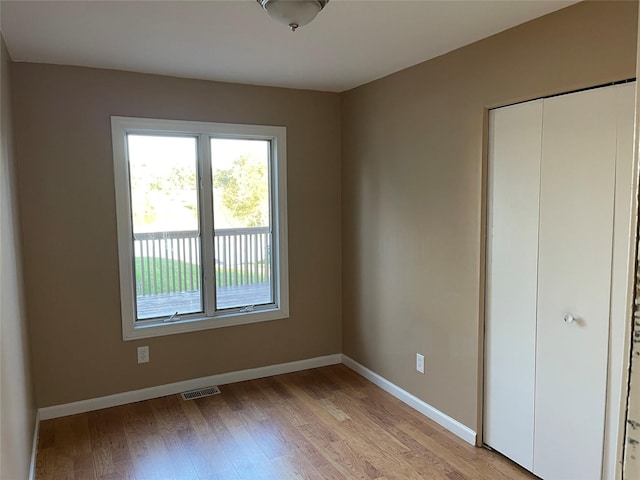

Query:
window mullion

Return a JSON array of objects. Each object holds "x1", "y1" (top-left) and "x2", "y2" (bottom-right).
[{"x1": 199, "y1": 134, "x2": 217, "y2": 316}]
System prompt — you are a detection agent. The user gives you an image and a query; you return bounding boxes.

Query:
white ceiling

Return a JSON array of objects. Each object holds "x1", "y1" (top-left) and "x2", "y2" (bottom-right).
[{"x1": 1, "y1": 0, "x2": 578, "y2": 92}]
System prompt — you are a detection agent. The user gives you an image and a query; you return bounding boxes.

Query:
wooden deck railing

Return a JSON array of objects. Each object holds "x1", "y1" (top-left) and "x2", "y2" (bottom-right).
[{"x1": 133, "y1": 227, "x2": 271, "y2": 296}]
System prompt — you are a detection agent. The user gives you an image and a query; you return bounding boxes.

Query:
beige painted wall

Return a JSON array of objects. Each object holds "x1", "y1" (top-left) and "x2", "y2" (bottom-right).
[
  {"x1": 341, "y1": 0, "x2": 638, "y2": 432},
  {"x1": 0, "y1": 36, "x2": 37, "y2": 478},
  {"x1": 11, "y1": 64, "x2": 342, "y2": 407}
]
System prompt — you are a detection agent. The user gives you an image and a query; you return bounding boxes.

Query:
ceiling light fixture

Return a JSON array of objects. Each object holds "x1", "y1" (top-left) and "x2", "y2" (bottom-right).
[{"x1": 257, "y1": 0, "x2": 328, "y2": 32}]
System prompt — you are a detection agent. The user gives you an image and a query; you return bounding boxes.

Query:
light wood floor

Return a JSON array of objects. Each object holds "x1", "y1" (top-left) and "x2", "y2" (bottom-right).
[{"x1": 35, "y1": 365, "x2": 535, "y2": 480}]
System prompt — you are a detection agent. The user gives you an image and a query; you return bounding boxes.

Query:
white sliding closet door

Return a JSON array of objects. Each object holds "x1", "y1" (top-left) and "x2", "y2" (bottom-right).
[
  {"x1": 484, "y1": 99, "x2": 543, "y2": 470},
  {"x1": 533, "y1": 86, "x2": 617, "y2": 480}
]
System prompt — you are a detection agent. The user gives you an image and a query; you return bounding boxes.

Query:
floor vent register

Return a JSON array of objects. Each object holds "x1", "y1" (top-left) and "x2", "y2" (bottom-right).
[{"x1": 180, "y1": 386, "x2": 222, "y2": 400}]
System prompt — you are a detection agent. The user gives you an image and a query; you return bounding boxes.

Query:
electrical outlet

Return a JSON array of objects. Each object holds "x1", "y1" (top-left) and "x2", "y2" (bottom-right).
[
  {"x1": 137, "y1": 346, "x2": 149, "y2": 364},
  {"x1": 416, "y1": 353, "x2": 425, "y2": 374}
]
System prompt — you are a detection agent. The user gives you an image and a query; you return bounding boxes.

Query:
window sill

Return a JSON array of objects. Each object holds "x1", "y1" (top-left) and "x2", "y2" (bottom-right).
[{"x1": 123, "y1": 307, "x2": 289, "y2": 341}]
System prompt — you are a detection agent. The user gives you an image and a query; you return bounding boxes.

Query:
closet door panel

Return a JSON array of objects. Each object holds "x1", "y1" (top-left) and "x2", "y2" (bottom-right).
[
  {"x1": 484, "y1": 100, "x2": 542, "y2": 470},
  {"x1": 534, "y1": 87, "x2": 617, "y2": 480}
]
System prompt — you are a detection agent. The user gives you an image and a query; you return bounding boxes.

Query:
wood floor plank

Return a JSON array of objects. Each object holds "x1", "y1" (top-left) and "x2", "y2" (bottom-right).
[
  {"x1": 179, "y1": 399, "x2": 211, "y2": 440},
  {"x1": 38, "y1": 420, "x2": 55, "y2": 449},
  {"x1": 35, "y1": 447, "x2": 55, "y2": 480},
  {"x1": 199, "y1": 470, "x2": 241, "y2": 480},
  {"x1": 314, "y1": 460, "x2": 355, "y2": 480},
  {"x1": 329, "y1": 391, "x2": 412, "y2": 455},
  {"x1": 217, "y1": 408, "x2": 271, "y2": 465},
  {"x1": 55, "y1": 414, "x2": 92, "y2": 458},
  {"x1": 73, "y1": 452, "x2": 97, "y2": 480},
  {"x1": 398, "y1": 451, "x2": 452, "y2": 480},
  {"x1": 34, "y1": 365, "x2": 537, "y2": 480},
  {"x1": 92, "y1": 446, "x2": 115, "y2": 478},
  {"x1": 52, "y1": 453, "x2": 75, "y2": 480},
  {"x1": 278, "y1": 375, "x2": 421, "y2": 479}
]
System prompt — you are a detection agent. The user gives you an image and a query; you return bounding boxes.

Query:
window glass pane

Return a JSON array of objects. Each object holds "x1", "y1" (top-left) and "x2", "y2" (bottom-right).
[
  {"x1": 127, "y1": 135, "x2": 202, "y2": 319},
  {"x1": 211, "y1": 138, "x2": 273, "y2": 310}
]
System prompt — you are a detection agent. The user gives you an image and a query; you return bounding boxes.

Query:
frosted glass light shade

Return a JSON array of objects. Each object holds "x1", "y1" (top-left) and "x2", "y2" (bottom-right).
[{"x1": 258, "y1": 0, "x2": 328, "y2": 31}]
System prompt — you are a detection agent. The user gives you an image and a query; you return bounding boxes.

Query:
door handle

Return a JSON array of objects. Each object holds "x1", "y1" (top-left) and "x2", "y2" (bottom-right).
[{"x1": 563, "y1": 313, "x2": 576, "y2": 324}]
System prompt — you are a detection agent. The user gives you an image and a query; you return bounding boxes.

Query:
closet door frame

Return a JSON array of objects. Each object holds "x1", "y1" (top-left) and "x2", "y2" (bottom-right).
[{"x1": 603, "y1": 83, "x2": 636, "y2": 480}]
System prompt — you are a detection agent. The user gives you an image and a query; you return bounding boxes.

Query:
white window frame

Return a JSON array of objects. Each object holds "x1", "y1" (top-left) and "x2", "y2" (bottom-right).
[{"x1": 111, "y1": 116, "x2": 289, "y2": 340}]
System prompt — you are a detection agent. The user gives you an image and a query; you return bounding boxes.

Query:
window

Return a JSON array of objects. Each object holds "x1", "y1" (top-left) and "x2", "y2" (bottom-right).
[{"x1": 111, "y1": 117, "x2": 288, "y2": 340}]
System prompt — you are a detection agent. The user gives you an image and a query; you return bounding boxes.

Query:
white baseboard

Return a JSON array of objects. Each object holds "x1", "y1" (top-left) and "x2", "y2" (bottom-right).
[
  {"x1": 36, "y1": 353, "x2": 476, "y2": 449},
  {"x1": 341, "y1": 355, "x2": 477, "y2": 445},
  {"x1": 29, "y1": 410, "x2": 40, "y2": 480},
  {"x1": 38, "y1": 354, "x2": 342, "y2": 420}
]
